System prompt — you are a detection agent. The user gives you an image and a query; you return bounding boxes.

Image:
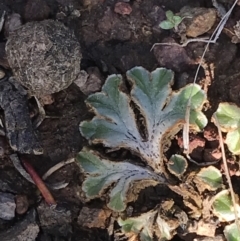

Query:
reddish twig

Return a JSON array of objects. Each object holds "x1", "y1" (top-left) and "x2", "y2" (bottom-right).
[{"x1": 21, "y1": 158, "x2": 57, "y2": 207}]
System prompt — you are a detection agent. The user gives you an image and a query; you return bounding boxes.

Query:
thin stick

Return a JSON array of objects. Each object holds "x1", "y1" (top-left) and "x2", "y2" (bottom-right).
[
  {"x1": 213, "y1": 113, "x2": 240, "y2": 234},
  {"x1": 151, "y1": 37, "x2": 210, "y2": 50},
  {"x1": 21, "y1": 158, "x2": 57, "y2": 207},
  {"x1": 42, "y1": 158, "x2": 75, "y2": 180}
]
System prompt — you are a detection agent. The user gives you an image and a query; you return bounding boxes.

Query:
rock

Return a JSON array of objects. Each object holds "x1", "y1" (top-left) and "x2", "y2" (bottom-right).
[
  {"x1": 0, "y1": 167, "x2": 35, "y2": 194},
  {"x1": 56, "y1": 11, "x2": 67, "y2": 20},
  {"x1": 6, "y1": 19, "x2": 82, "y2": 98},
  {"x1": 15, "y1": 195, "x2": 29, "y2": 215},
  {"x1": 114, "y1": 2, "x2": 132, "y2": 15},
  {"x1": 76, "y1": 67, "x2": 103, "y2": 95},
  {"x1": 24, "y1": 0, "x2": 50, "y2": 22},
  {"x1": 6, "y1": 19, "x2": 82, "y2": 125},
  {"x1": 232, "y1": 20, "x2": 240, "y2": 43},
  {"x1": 78, "y1": 207, "x2": 111, "y2": 229},
  {"x1": 0, "y1": 137, "x2": 6, "y2": 157},
  {"x1": 71, "y1": 9, "x2": 81, "y2": 17},
  {"x1": 179, "y1": 7, "x2": 217, "y2": 38},
  {"x1": 0, "y1": 77, "x2": 42, "y2": 154},
  {"x1": 0, "y1": 209, "x2": 39, "y2": 240},
  {"x1": 153, "y1": 37, "x2": 194, "y2": 72},
  {"x1": 4, "y1": 13, "x2": 22, "y2": 38},
  {"x1": 0, "y1": 192, "x2": 16, "y2": 220},
  {"x1": 37, "y1": 201, "x2": 72, "y2": 236},
  {"x1": 0, "y1": 43, "x2": 10, "y2": 69},
  {"x1": 74, "y1": 70, "x2": 88, "y2": 91},
  {"x1": 148, "y1": 5, "x2": 165, "y2": 25}
]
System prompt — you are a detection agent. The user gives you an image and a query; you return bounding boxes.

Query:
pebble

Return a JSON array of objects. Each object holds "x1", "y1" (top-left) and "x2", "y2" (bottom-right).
[
  {"x1": 37, "y1": 201, "x2": 72, "y2": 236},
  {"x1": 15, "y1": 195, "x2": 29, "y2": 215},
  {"x1": 179, "y1": 7, "x2": 217, "y2": 38},
  {"x1": 0, "y1": 43, "x2": 10, "y2": 69},
  {"x1": 0, "y1": 209, "x2": 39, "y2": 240},
  {"x1": 75, "y1": 67, "x2": 103, "y2": 95},
  {"x1": 0, "y1": 192, "x2": 16, "y2": 220},
  {"x1": 4, "y1": 13, "x2": 22, "y2": 37},
  {"x1": 114, "y1": 2, "x2": 132, "y2": 15}
]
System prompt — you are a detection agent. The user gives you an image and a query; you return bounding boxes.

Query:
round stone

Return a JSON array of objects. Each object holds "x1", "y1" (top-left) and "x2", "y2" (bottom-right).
[{"x1": 6, "y1": 19, "x2": 82, "y2": 97}]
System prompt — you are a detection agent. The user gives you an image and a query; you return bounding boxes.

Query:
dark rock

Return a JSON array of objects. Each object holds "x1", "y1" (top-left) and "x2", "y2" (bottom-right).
[
  {"x1": 0, "y1": 209, "x2": 39, "y2": 240},
  {"x1": 4, "y1": 13, "x2": 22, "y2": 38},
  {"x1": 37, "y1": 201, "x2": 72, "y2": 237},
  {"x1": 148, "y1": 5, "x2": 165, "y2": 25},
  {"x1": 153, "y1": 37, "x2": 194, "y2": 72},
  {"x1": 0, "y1": 192, "x2": 16, "y2": 220},
  {"x1": 0, "y1": 167, "x2": 35, "y2": 194},
  {"x1": 0, "y1": 136, "x2": 7, "y2": 158},
  {"x1": 0, "y1": 77, "x2": 42, "y2": 154},
  {"x1": 0, "y1": 43, "x2": 10, "y2": 69}
]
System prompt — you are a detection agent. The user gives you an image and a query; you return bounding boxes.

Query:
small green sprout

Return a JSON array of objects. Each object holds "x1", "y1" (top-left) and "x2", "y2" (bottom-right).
[{"x1": 159, "y1": 10, "x2": 183, "y2": 30}]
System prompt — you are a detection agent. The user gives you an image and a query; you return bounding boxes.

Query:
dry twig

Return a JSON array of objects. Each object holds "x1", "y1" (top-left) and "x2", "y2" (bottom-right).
[{"x1": 21, "y1": 158, "x2": 57, "y2": 207}]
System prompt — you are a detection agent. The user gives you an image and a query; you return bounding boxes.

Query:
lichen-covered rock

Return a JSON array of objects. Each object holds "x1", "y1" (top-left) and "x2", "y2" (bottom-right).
[{"x1": 5, "y1": 19, "x2": 82, "y2": 97}]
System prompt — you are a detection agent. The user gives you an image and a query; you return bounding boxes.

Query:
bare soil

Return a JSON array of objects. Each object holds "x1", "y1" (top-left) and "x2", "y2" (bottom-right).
[{"x1": 0, "y1": 0, "x2": 240, "y2": 240}]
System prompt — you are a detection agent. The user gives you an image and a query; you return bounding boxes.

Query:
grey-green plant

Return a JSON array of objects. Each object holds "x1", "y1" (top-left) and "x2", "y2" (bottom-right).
[
  {"x1": 118, "y1": 208, "x2": 179, "y2": 241},
  {"x1": 167, "y1": 154, "x2": 188, "y2": 178},
  {"x1": 196, "y1": 166, "x2": 222, "y2": 191},
  {"x1": 159, "y1": 10, "x2": 183, "y2": 30},
  {"x1": 212, "y1": 190, "x2": 240, "y2": 240},
  {"x1": 212, "y1": 102, "x2": 240, "y2": 154},
  {"x1": 76, "y1": 66, "x2": 208, "y2": 240},
  {"x1": 212, "y1": 190, "x2": 238, "y2": 222},
  {"x1": 224, "y1": 223, "x2": 240, "y2": 241}
]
